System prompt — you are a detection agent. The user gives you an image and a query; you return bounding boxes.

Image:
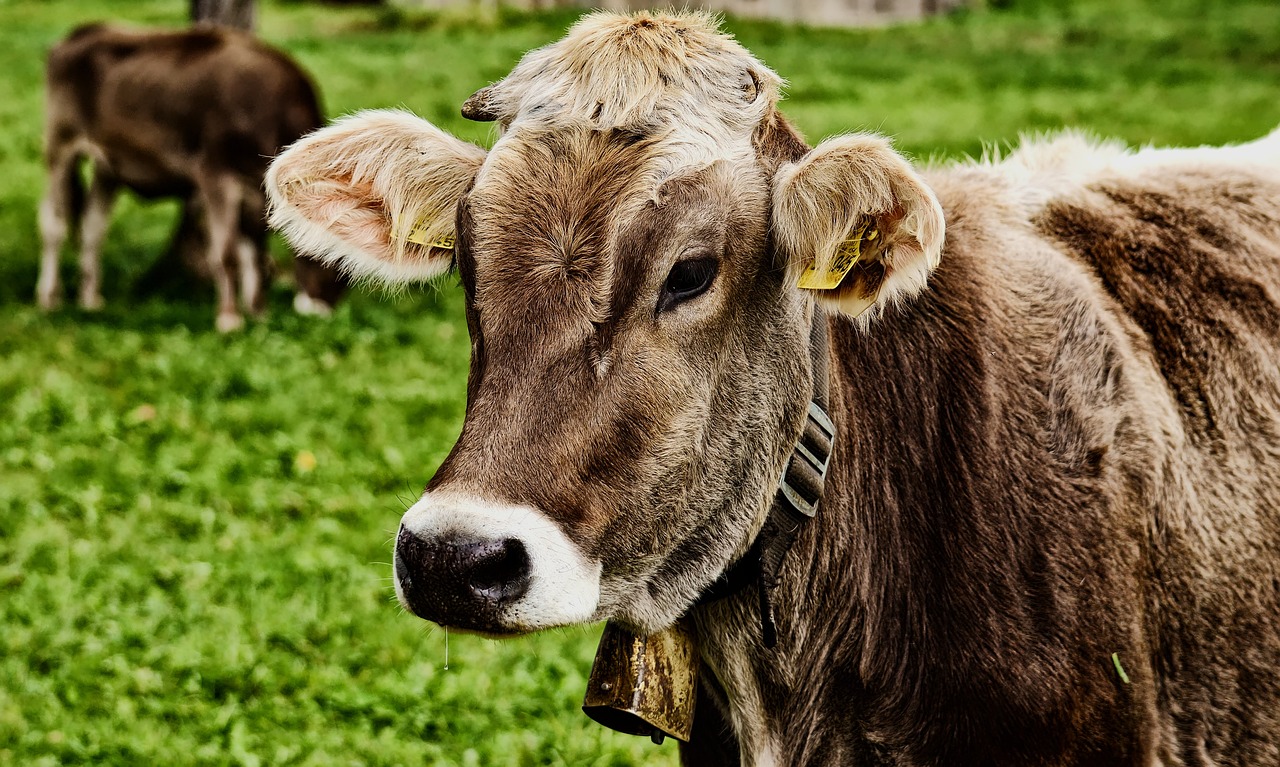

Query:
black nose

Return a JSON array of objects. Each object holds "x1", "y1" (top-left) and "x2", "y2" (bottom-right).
[{"x1": 395, "y1": 527, "x2": 531, "y2": 630}]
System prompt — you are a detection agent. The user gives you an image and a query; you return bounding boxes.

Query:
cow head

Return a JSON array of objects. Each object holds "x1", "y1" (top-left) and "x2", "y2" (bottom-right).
[{"x1": 266, "y1": 11, "x2": 943, "y2": 637}]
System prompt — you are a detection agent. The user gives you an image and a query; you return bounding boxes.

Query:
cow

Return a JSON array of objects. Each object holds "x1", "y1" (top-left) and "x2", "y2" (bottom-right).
[
  {"x1": 265, "y1": 10, "x2": 1280, "y2": 766},
  {"x1": 37, "y1": 23, "x2": 348, "y2": 332}
]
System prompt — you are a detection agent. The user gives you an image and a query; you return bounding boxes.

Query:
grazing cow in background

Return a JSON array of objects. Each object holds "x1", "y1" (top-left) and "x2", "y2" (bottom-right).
[
  {"x1": 267, "y1": 11, "x2": 1280, "y2": 766},
  {"x1": 37, "y1": 23, "x2": 348, "y2": 331}
]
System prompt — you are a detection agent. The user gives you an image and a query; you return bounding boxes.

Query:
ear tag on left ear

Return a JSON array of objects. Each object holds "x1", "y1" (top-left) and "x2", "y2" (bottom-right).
[{"x1": 797, "y1": 220, "x2": 877, "y2": 291}]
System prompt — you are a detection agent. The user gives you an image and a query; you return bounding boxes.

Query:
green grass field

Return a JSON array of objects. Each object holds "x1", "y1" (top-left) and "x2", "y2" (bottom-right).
[{"x1": 2, "y1": 0, "x2": 1278, "y2": 764}]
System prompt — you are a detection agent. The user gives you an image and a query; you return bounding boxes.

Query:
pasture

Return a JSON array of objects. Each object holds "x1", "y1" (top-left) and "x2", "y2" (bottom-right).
[{"x1": 2, "y1": 0, "x2": 1279, "y2": 764}]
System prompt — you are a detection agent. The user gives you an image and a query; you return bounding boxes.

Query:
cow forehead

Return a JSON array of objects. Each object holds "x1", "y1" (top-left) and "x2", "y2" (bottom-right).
[
  {"x1": 470, "y1": 128, "x2": 662, "y2": 245},
  {"x1": 476, "y1": 10, "x2": 782, "y2": 169},
  {"x1": 465, "y1": 130, "x2": 658, "y2": 331},
  {"x1": 465, "y1": 129, "x2": 760, "y2": 343},
  {"x1": 460, "y1": 11, "x2": 782, "y2": 338}
]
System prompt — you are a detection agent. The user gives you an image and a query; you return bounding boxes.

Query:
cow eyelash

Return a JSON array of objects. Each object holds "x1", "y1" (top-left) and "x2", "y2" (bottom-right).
[{"x1": 659, "y1": 257, "x2": 719, "y2": 313}]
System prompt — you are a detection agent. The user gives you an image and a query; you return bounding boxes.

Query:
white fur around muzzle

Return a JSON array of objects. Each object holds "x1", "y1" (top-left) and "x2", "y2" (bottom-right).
[{"x1": 394, "y1": 492, "x2": 603, "y2": 631}]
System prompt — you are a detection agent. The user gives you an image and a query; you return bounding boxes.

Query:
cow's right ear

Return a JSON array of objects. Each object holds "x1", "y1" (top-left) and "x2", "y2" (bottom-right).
[{"x1": 266, "y1": 110, "x2": 487, "y2": 285}]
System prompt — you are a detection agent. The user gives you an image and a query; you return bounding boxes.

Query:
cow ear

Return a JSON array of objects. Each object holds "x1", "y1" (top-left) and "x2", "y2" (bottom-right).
[
  {"x1": 266, "y1": 110, "x2": 487, "y2": 285},
  {"x1": 772, "y1": 133, "x2": 944, "y2": 321}
]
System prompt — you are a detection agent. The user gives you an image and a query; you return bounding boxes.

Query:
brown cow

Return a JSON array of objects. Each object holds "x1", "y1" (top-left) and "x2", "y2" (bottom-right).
[
  {"x1": 37, "y1": 23, "x2": 347, "y2": 331},
  {"x1": 267, "y1": 11, "x2": 1280, "y2": 766}
]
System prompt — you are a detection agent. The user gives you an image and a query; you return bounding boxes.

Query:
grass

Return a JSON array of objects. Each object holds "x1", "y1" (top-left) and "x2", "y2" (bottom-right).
[{"x1": 1, "y1": 0, "x2": 1278, "y2": 764}]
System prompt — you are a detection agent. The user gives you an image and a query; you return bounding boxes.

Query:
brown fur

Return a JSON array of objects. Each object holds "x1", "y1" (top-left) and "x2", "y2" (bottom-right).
[
  {"x1": 265, "y1": 11, "x2": 1280, "y2": 766},
  {"x1": 37, "y1": 23, "x2": 346, "y2": 329}
]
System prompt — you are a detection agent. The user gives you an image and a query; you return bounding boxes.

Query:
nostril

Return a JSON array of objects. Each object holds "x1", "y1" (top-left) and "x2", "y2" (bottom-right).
[
  {"x1": 394, "y1": 548, "x2": 409, "y2": 585},
  {"x1": 394, "y1": 528, "x2": 532, "y2": 626},
  {"x1": 395, "y1": 525, "x2": 424, "y2": 590},
  {"x1": 467, "y1": 538, "x2": 530, "y2": 598}
]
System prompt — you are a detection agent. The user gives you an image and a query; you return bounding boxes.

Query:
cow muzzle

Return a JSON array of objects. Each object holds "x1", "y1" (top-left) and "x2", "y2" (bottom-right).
[
  {"x1": 392, "y1": 493, "x2": 603, "y2": 634},
  {"x1": 395, "y1": 527, "x2": 532, "y2": 631}
]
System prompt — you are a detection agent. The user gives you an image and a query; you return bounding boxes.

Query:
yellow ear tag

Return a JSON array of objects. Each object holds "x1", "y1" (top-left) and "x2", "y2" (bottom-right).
[
  {"x1": 403, "y1": 224, "x2": 455, "y2": 251},
  {"x1": 797, "y1": 221, "x2": 878, "y2": 291}
]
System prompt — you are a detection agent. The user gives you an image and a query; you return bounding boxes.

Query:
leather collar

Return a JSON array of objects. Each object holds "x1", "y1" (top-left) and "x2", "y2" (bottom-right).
[{"x1": 691, "y1": 307, "x2": 835, "y2": 648}]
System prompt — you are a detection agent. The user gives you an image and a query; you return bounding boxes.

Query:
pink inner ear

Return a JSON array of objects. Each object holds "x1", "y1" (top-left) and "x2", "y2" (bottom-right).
[
  {"x1": 291, "y1": 177, "x2": 399, "y2": 261},
  {"x1": 870, "y1": 204, "x2": 906, "y2": 264}
]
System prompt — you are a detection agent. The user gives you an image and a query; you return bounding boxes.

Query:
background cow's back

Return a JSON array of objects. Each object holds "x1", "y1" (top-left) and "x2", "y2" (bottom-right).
[{"x1": 37, "y1": 24, "x2": 345, "y2": 330}]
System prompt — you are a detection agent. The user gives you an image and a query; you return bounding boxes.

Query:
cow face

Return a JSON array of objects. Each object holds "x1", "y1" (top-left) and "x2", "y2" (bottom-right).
[{"x1": 266, "y1": 11, "x2": 943, "y2": 637}]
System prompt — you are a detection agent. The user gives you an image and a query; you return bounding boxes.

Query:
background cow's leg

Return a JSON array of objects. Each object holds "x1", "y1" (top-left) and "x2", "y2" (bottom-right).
[
  {"x1": 200, "y1": 175, "x2": 245, "y2": 332},
  {"x1": 135, "y1": 196, "x2": 212, "y2": 299},
  {"x1": 166, "y1": 197, "x2": 210, "y2": 279},
  {"x1": 679, "y1": 668, "x2": 742, "y2": 767},
  {"x1": 36, "y1": 145, "x2": 81, "y2": 311},
  {"x1": 292, "y1": 253, "x2": 349, "y2": 317},
  {"x1": 76, "y1": 164, "x2": 119, "y2": 311},
  {"x1": 236, "y1": 184, "x2": 270, "y2": 320},
  {"x1": 234, "y1": 235, "x2": 266, "y2": 319}
]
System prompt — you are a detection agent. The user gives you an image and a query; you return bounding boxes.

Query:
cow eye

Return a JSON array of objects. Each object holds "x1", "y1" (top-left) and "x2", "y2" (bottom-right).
[{"x1": 660, "y1": 258, "x2": 719, "y2": 313}]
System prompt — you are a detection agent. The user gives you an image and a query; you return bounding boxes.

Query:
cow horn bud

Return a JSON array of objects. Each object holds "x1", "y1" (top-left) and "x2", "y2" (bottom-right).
[
  {"x1": 461, "y1": 86, "x2": 499, "y2": 122},
  {"x1": 582, "y1": 619, "x2": 699, "y2": 744}
]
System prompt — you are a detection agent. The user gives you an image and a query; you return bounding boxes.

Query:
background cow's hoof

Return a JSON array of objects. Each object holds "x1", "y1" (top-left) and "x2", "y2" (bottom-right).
[
  {"x1": 78, "y1": 292, "x2": 105, "y2": 311},
  {"x1": 36, "y1": 291, "x2": 62, "y2": 312},
  {"x1": 293, "y1": 292, "x2": 333, "y2": 317},
  {"x1": 216, "y1": 312, "x2": 245, "y2": 333}
]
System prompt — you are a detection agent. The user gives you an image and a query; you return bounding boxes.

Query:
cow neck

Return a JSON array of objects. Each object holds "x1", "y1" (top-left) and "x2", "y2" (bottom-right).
[{"x1": 692, "y1": 305, "x2": 835, "y2": 648}]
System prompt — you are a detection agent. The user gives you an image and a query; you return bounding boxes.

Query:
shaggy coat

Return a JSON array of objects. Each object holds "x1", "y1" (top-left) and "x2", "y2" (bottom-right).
[{"x1": 266, "y1": 11, "x2": 1280, "y2": 766}]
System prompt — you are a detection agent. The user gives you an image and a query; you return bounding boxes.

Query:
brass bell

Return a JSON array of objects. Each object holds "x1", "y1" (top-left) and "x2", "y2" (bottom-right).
[{"x1": 582, "y1": 618, "x2": 699, "y2": 744}]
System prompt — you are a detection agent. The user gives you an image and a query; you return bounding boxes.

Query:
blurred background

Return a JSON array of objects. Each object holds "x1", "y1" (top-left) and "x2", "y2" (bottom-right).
[
  {"x1": 397, "y1": 0, "x2": 966, "y2": 26},
  {"x1": 2, "y1": 0, "x2": 1279, "y2": 765}
]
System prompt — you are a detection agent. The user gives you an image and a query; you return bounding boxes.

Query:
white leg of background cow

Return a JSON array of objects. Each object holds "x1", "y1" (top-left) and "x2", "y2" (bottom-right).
[
  {"x1": 292, "y1": 291, "x2": 332, "y2": 316},
  {"x1": 235, "y1": 235, "x2": 263, "y2": 319},
  {"x1": 36, "y1": 147, "x2": 79, "y2": 311},
  {"x1": 77, "y1": 166, "x2": 119, "y2": 311},
  {"x1": 200, "y1": 175, "x2": 245, "y2": 333},
  {"x1": 236, "y1": 184, "x2": 269, "y2": 320}
]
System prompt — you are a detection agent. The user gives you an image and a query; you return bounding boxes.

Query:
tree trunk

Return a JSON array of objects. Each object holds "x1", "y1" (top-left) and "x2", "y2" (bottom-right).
[{"x1": 190, "y1": 0, "x2": 256, "y2": 31}]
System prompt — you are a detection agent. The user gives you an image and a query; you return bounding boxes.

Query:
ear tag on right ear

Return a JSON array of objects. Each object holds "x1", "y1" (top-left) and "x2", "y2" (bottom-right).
[{"x1": 797, "y1": 220, "x2": 877, "y2": 291}]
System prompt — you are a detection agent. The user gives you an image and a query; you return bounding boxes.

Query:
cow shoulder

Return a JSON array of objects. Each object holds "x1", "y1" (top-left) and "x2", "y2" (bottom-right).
[{"x1": 1035, "y1": 136, "x2": 1280, "y2": 442}]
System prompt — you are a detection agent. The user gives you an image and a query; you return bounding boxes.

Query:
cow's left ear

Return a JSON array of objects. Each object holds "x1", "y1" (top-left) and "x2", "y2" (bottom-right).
[
  {"x1": 772, "y1": 133, "x2": 945, "y2": 320},
  {"x1": 266, "y1": 110, "x2": 487, "y2": 285}
]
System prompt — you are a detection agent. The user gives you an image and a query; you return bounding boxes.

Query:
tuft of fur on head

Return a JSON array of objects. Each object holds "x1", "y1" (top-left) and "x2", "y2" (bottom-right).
[
  {"x1": 469, "y1": 10, "x2": 782, "y2": 171},
  {"x1": 266, "y1": 110, "x2": 487, "y2": 285},
  {"x1": 773, "y1": 133, "x2": 945, "y2": 324}
]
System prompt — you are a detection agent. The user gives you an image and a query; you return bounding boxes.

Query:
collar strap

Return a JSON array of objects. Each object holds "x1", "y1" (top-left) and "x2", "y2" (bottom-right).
[{"x1": 692, "y1": 311, "x2": 835, "y2": 648}]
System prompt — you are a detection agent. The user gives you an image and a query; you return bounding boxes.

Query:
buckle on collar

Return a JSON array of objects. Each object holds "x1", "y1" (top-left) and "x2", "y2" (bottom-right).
[
  {"x1": 778, "y1": 401, "x2": 835, "y2": 520},
  {"x1": 754, "y1": 399, "x2": 834, "y2": 648}
]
